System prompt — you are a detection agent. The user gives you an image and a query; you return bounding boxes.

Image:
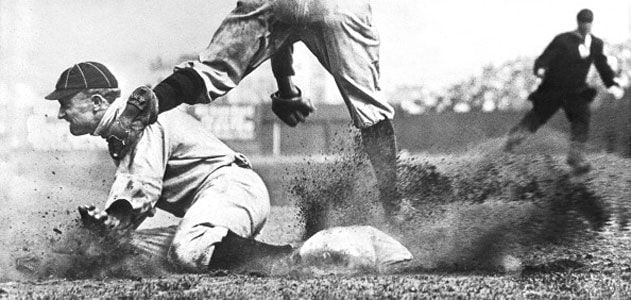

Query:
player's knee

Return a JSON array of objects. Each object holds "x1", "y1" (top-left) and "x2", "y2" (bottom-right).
[
  {"x1": 167, "y1": 225, "x2": 229, "y2": 272},
  {"x1": 167, "y1": 241, "x2": 209, "y2": 273}
]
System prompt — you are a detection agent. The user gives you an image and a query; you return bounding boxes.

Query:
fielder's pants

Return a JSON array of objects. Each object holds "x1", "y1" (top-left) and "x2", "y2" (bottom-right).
[
  {"x1": 167, "y1": 164, "x2": 270, "y2": 272},
  {"x1": 176, "y1": 0, "x2": 394, "y2": 128},
  {"x1": 511, "y1": 86, "x2": 596, "y2": 143}
]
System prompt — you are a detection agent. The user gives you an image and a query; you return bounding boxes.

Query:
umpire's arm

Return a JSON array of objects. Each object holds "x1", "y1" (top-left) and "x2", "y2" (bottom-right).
[
  {"x1": 592, "y1": 39, "x2": 617, "y2": 88},
  {"x1": 534, "y1": 35, "x2": 562, "y2": 76}
]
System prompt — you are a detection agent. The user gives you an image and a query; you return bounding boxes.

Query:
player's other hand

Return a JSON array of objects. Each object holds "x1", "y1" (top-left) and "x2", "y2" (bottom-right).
[
  {"x1": 271, "y1": 88, "x2": 315, "y2": 127},
  {"x1": 608, "y1": 85, "x2": 625, "y2": 100},
  {"x1": 78, "y1": 205, "x2": 127, "y2": 232}
]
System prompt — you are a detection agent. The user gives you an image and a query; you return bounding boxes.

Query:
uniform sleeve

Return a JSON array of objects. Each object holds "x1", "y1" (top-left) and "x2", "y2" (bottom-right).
[
  {"x1": 104, "y1": 122, "x2": 170, "y2": 223},
  {"x1": 271, "y1": 45, "x2": 296, "y2": 78},
  {"x1": 592, "y1": 40, "x2": 617, "y2": 88},
  {"x1": 534, "y1": 35, "x2": 562, "y2": 74}
]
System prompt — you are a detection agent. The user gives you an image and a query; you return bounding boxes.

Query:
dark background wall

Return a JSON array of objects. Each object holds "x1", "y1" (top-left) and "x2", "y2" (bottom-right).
[{"x1": 254, "y1": 97, "x2": 631, "y2": 157}]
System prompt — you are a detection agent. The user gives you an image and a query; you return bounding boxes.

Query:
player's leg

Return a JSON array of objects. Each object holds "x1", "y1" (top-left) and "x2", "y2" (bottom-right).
[
  {"x1": 563, "y1": 88, "x2": 594, "y2": 173},
  {"x1": 167, "y1": 165, "x2": 292, "y2": 272},
  {"x1": 360, "y1": 119, "x2": 399, "y2": 217},
  {"x1": 297, "y1": 2, "x2": 399, "y2": 217},
  {"x1": 504, "y1": 89, "x2": 562, "y2": 152}
]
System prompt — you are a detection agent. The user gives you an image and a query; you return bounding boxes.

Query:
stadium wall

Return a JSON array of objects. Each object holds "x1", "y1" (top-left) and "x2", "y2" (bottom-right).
[{"x1": 257, "y1": 97, "x2": 631, "y2": 157}]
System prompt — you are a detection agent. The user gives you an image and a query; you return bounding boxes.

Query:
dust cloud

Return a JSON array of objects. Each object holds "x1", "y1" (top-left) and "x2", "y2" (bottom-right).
[{"x1": 290, "y1": 132, "x2": 627, "y2": 273}]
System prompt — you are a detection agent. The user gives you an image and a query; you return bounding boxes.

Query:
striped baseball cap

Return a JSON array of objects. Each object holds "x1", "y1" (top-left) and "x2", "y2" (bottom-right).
[{"x1": 45, "y1": 61, "x2": 118, "y2": 100}]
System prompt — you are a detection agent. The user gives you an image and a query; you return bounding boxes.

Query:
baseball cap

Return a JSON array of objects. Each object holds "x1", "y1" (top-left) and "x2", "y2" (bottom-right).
[
  {"x1": 577, "y1": 9, "x2": 593, "y2": 23},
  {"x1": 45, "y1": 61, "x2": 118, "y2": 100}
]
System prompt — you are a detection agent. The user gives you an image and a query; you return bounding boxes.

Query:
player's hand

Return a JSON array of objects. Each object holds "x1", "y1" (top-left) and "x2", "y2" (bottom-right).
[
  {"x1": 535, "y1": 68, "x2": 546, "y2": 79},
  {"x1": 271, "y1": 88, "x2": 315, "y2": 127},
  {"x1": 78, "y1": 205, "x2": 125, "y2": 232},
  {"x1": 608, "y1": 85, "x2": 625, "y2": 100}
]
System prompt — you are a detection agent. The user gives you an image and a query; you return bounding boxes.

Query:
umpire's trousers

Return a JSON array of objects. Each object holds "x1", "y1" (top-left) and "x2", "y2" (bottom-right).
[{"x1": 512, "y1": 85, "x2": 597, "y2": 143}]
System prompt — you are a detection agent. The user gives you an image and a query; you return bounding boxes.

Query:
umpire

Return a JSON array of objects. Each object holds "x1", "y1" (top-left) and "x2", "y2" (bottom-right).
[{"x1": 504, "y1": 9, "x2": 625, "y2": 174}]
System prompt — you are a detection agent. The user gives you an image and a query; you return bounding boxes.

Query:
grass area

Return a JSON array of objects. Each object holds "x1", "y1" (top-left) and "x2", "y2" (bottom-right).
[{"x1": 2, "y1": 266, "x2": 631, "y2": 298}]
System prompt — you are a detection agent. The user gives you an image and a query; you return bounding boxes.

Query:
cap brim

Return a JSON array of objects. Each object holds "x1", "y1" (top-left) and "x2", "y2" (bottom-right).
[{"x1": 44, "y1": 88, "x2": 82, "y2": 100}]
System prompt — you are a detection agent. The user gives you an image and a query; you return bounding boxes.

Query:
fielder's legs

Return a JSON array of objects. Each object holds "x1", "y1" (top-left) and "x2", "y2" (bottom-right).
[
  {"x1": 297, "y1": 2, "x2": 399, "y2": 217},
  {"x1": 360, "y1": 119, "x2": 400, "y2": 216}
]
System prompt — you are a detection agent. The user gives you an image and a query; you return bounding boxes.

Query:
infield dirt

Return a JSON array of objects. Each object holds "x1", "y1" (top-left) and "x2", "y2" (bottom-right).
[{"x1": 1, "y1": 130, "x2": 630, "y2": 297}]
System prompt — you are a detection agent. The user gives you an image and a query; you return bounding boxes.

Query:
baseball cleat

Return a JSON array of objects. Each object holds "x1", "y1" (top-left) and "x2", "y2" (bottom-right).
[{"x1": 209, "y1": 230, "x2": 295, "y2": 272}]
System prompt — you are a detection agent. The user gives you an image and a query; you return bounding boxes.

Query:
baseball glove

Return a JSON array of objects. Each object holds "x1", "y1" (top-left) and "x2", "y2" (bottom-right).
[
  {"x1": 107, "y1": 86, "x2": 159, "y2": 159},
  {"x1": 271, "y1": 88, "x2": 315, "y2": 127}
]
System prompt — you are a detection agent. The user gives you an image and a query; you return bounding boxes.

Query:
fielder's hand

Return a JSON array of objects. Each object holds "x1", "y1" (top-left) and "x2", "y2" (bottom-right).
[
  {"x1": 78, "y1": 205, "x2": 129, "y2": 232},
  {"x1": 271, "y1": 88, "x2": 315, "y2": 127},
  {"x1": 608, "y1": 85, "x2": 625, "y2": 100}
]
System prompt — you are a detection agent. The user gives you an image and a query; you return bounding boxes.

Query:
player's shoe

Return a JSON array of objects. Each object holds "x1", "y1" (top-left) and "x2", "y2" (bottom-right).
[
  {"x1": 209, "y1": 230, "x2": 295, "y2": 274},
  {"x1": 386, "y1": 198, "x2": 419, "y2": 229},
  {"x1": 107, "y1": 86, "x2": 159, "y2": 159}
]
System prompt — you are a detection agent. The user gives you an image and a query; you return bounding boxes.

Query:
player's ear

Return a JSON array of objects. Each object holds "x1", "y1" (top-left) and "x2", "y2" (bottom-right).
[{"x1": 91, "y1": 94, "x2": 107, "y2": 111}]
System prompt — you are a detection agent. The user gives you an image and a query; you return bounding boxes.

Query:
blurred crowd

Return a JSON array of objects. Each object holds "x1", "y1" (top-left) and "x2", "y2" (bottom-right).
[{"x1": 398, "y1": 40, "x2": 631, "y2": 115}]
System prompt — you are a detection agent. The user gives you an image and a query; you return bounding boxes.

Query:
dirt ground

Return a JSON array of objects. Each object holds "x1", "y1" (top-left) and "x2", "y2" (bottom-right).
[{"x1": 1, "y1": 132, "x2": 631, "y2": 298}]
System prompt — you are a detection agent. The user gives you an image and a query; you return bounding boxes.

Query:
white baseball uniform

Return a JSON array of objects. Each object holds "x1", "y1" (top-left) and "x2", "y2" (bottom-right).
[{"x1": 93, "y1": 99, "x2": 270, "y2": 272}]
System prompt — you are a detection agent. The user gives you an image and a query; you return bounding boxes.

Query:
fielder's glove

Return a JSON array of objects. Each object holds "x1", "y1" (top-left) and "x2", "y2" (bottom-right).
[
  {"x1": 271, "y1": 88, "x2": 315, "y2": 127},
  {"x1": 107, "y1": 86, "x2": 159, "y2": 160}
]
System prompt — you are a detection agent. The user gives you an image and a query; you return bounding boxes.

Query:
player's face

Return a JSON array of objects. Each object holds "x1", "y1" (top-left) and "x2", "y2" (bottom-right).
[{"x1": 57, "y1": 92, "x2": 99, "y2": 136}]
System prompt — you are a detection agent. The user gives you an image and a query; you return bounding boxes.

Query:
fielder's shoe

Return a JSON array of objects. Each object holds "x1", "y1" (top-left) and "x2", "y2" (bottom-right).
[
  {"x1": 387, "y1": 198, "x2": 419, "y2": 229},
  {"x1": 107, "y1": 86, "x2": 159, "y2": 159}
]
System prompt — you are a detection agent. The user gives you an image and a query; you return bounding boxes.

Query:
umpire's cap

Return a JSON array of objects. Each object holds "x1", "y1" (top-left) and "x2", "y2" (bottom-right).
[
  {"x1": 577, "y1": 9, "x2": 593, "y2": 23},
  {"x1": 45, "y1": 62, "x2": 118, "y2": 100}
]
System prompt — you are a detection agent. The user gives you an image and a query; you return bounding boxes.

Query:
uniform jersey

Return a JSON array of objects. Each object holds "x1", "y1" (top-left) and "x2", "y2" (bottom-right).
[
  {"x1": 95, "y1": 100, "x2": 242, "y2": 217},
  {"x1": 94, "y1": 99, "x2": 270, "y2": 271}
]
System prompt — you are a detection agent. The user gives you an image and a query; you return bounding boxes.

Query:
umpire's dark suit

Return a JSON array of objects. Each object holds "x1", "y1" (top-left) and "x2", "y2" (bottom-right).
[{"x1": 513, "y1": 31, "x2": 617, "y2": 143}]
